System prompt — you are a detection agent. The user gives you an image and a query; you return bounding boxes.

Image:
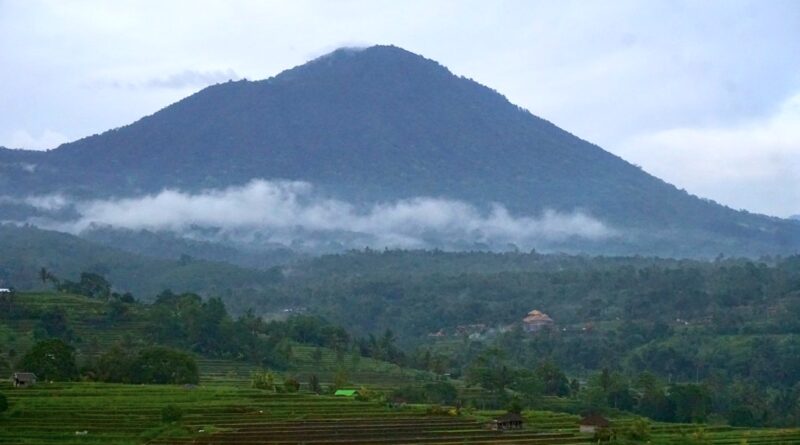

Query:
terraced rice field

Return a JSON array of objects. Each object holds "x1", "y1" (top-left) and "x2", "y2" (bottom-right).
[
  {"x1": 0, "y1": 292, "x2": 436, "y2": 391},
  {"x1": 3, "y1": 294, "x2": 800, "y2": 444},
  {"x1": 3, "y1": 381, "x2": 800, "y2": 444}
]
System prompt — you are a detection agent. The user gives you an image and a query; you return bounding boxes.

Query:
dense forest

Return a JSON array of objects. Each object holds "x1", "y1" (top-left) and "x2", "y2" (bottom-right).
[{"x1": 254, "y1": 251, "x2": 800, "y2": 426}]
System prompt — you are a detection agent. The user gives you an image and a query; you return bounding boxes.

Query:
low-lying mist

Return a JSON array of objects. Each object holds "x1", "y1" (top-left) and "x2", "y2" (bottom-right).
[{"x1": 13, "y1": 179, "x2": 617, "y2": 252}]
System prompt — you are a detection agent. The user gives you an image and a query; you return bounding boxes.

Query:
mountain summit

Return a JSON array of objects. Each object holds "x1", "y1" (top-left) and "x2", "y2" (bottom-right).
[{"x1": 1, "y1": 45, "x2": 798, "y2": 256}]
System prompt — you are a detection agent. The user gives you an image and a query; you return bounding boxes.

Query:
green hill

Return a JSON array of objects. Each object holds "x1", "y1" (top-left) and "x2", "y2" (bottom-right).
[
  {"x1": 0, "y1": 291, "x2": 429, "y2": 388},
  {"x1": 0, "y1": 224, "x2": 282, "y2": 299}
]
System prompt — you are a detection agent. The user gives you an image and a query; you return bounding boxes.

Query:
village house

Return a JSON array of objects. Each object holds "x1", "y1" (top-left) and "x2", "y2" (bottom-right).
[
  {"x1": 522, "y1": 309, "x2": 554, "y2": 332},
  {"x1": 12, "y1": 372, "x2": 37, "y2": 388},
  {"x1": 579, "y1": 413, "x2": 610, "y2": 434},
  {"x1": 488, "y1": 412, "x2": 524, "y2": 431},
  {"x1": 427, "y1": 329, "x2": 446, "y2": 338},
  {"x1": 455, "y1": 323, "x2": 487, "y2": 336}
]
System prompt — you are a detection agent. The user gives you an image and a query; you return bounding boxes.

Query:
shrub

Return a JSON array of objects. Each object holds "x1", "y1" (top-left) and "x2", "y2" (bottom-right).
[
  {"x1": 251, "y1": 371, "x2": 276, "y2": 391},
  {"x1": 390, "y1": 385, "x2": 426, "y2": 403},
  {"x1": 0, "y1": 393, "x2": 8, "y2": 414},
  {"x1": 423, "y1": 381, "x2": 458, "y2": 405},
  {"x1": 426, "y1": 405, "x2": 451, "y2": 415},
  {"x1": 593, "y1": 426, "x2": 613, "y2": 442},
  {"x1": 161, "y1": 404, "x2": 183, "y2": 423},
  {"x1": 332, "y1": 369, "x2": 348, "y2": 390},
  {"x1": 93, "y1": 345, "x2": 135, "y2": 383},
  {"x1": 506, "y1": 397, "x2": 522, "y2": 415},
  {"x1": 622, "y1": 417, "x2": 650, "y2": 440},
  {"x1": 284, "y1": 377, "x2": 300, "y2": 393},
  {"x1": 355, "y1": 386, "x2": 377, "y2": 402},
  {"x1": 308, "y1": 374, "x2": 321, "y2": 394},
  {"x1": 130, "y1": 347, "x2": 199, "y2": 385}
]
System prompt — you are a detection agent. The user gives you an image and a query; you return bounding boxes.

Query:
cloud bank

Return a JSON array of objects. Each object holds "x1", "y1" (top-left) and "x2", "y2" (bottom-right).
[
  {"x1": 24, "y1": 180, "x2": 615, "y2": 250},
  {"x1": 619, "y1": 92, "x2": 800, "y2": 217},
  {"x1": 96, "y1": 69, "x2": 241, "y2": 90},
  {"x1": 7, "y1": 129, "x2": 70, "y2": 151}
]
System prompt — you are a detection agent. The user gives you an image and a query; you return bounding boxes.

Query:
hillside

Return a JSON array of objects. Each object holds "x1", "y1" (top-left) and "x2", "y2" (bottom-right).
[
  {"x1": 0, "y1": 291, "x2": 428, "y2": 386},
  {"x1": 4, "y1": 292, "x2": 800, "y2": 444},
  {"x1": 0, "y1": 224, "x2": 282, "y2": 299},
  {"x1": 0, "y1": 46, "x2": 797, "y2": 256},
  {"x1": 79, "y1": 226, "x2": 301, "y2": 270}
]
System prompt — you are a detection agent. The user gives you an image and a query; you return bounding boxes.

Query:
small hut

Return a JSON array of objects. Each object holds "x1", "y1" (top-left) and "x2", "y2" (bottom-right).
[
  {"x1": 488, "y1": 413, "x2": 524, "y2": 431},
  {"x1": 12, "y1": 372, "x2": 37, "y2": 388},
  {"x1": 334, "y1": 389, "x2": 357, "y2": 397},
  {"x1": 579, "y1": 413, "x2": 610, "y2": 434},
  {"x1": 523, "y1": 310, "x2": 554, "y2": 332}
]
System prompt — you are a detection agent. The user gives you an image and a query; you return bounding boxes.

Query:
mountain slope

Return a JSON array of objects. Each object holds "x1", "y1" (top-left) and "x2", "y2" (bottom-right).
[
  {"x1": 0, "y1": 45, "x2": 798, "y2": 256},
  {"x1": 0, "y1": 224, "x2": 282, "y2": 301}
]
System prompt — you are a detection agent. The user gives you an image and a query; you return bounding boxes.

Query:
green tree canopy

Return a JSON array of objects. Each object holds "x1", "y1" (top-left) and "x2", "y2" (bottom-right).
[
  {"x1": 17, "y1": 339, "x2": 78, "y2": 381},
  {"x1": 129, "y1": 347, "x2": 199, "y2": 385}
]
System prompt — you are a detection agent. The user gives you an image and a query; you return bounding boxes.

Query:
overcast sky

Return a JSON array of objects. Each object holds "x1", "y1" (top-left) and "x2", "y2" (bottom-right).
[{"x1": 1, "y1": 0, "x2": 798, "y2": 217}]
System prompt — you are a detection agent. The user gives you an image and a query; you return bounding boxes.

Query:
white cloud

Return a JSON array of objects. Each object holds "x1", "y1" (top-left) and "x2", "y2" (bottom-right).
[
  {"x1": 619, "y1": 92, "x2": 800, "y2": 217},
  {"x1": 7, "y1": 129, "x2": 69, "y2": 150},
  {"x1": 26, "y1": 179, "x2": 615, "y2": 249},
  {"x1": 95, "y1": 69, "x2": 241, "y2": 90},
  {"x1": 0, "y1": 193, "x2": 68, "y2": 210}
]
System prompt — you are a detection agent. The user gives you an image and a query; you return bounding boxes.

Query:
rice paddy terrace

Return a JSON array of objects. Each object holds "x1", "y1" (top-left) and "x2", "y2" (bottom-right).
[
  {"x1": 0, "y1": 292, "x2": 430, "y2": 388},
  {"x1": 3, "y1": 293, "x2": 800, "y2": 444},
  {"x1": 2, "y1": 381, "x2": 800, "y2": 444}
]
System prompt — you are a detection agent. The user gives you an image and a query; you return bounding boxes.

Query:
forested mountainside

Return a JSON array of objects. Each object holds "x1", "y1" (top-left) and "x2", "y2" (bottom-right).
[
  {"x1": 0, "y1": 46, "x2": 797, "y2": 256},
  {"x1": 0, "y1": 224, "x2": 281, "y2": 298}
]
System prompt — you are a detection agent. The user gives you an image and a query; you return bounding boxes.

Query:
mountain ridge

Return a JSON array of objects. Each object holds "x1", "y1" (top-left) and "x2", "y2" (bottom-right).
[{"x1": 0, "y1": 45, "x2": 798, "y2": 256}]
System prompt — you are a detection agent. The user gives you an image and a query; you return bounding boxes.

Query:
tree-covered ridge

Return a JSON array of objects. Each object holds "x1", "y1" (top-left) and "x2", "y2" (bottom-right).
[
  {"x1": 0, "y1": 224, "x2": 282, "y2": 298},
  {"x1": 272, "y1": 250, "x2": 800, "y2": 342},
  {"x1": 0, "y1": 46, "x2": 797, "y2": 256},
  {"x1": 271, "y1": 252, "x2": 800, "y2": 426}
]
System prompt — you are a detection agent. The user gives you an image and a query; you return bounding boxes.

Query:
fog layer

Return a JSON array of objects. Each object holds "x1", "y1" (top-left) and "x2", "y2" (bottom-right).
[{"x1": 19, "y1": 179, "x2": 616, "y2": 250}]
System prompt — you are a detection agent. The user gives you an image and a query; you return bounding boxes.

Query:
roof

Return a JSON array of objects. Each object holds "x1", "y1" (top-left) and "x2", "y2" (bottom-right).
[
  {"x1": 494, "y1": 413, "x2": 523, "y2": 423},
  {"x1": 523, "y1": 309, "x2": 553, "y2": 323},
  {"x1": 580, "y1": 414, "x2": 610, "y2": 427},
  {"x1": 334, "y1": 389, "x2": 357, "y2": 396},
  {"x1": 13, "y1": 372, "x2": 37, "y2": 380}
]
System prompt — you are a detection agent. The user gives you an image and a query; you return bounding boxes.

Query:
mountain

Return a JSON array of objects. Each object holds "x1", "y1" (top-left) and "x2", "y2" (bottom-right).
[{"x1": 1, "y1": 45, "x2": 798, "y2": 256}]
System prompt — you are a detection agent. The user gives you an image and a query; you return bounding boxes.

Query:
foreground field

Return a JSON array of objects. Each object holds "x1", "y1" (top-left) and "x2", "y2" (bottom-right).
[
  {"x1": 3, "y1": 293, "x2": 800, "y2": 444},
  {"x1": 3, "y1": 381, "x2": 800, "y2": 445}
]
